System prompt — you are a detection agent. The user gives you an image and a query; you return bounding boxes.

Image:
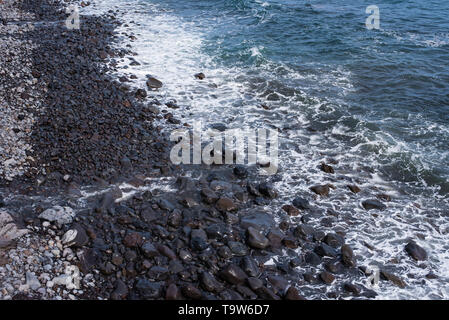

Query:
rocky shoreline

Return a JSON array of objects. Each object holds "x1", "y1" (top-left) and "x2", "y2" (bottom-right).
[{"x1": 0, "y1": 0, "x2": 434, "y2": 300}]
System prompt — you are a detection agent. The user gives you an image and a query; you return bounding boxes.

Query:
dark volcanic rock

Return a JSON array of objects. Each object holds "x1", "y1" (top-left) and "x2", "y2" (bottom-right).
[
  {"x1": 285, "y1": 287, "x2": 306, "y2": 300},
  {"x1": 323, "y1": 233, "x2": 345, "y2": 248},
  {"x1": 380, "y1": 270, "x2": 406, "y2": 288},
  {"x1": 165, "y1": 283, "x2": 182, "y2": 300},
  {"x1": 292, "y1": 197, "x2": 310, "y2": 210},
  {"x1": 134, "y1": 279, "x2": 163, "y2": 299},
  {"x1": 341, "y1": 244, "x2": 357, "y2": 267},
  {"x1": 201, "y1": 188, "x2": 219, "y2": 204},
  {"x1": 233, "y1": 165, "x2": 248, "y2": 178},
  {"x1": 294, "y1": 224, "x2": 315, "y2": 241},
  {"x1": 320, "y1": 271, "x2": 335, "y2": 284},
  {"x1": 310, "y1": 185, "x2": 330, "y2": 197},
  {"x1": 182, "y1": 284, "x2": 203, "y2": 300},
  {"x1": 240, "y1": 256, "x2": 260, "y2": 278},
  {"x1": 146, "y1": 77, "x2": 163, "y2": 89},
  {"x1": 347, "y1": 185, "x2": 361, "y2": 194},
  {"x1": 240, "y1": 212, "x2": 274, "y2": 231},
  {"x1": 219, "y1": 264, "x2": 248, "y2": 285},
  {"x1": 320, "y1": 163, "x2": 334, "y2": 174},
  {"x1": 258, "y1": 182, "x2": 277, "y2": 199},
  {"x1": 194, "y1": 72, "x2": 205, "y2": 80},
  {"x1": 254, "y1": 286, "x2": 281, "y2": 300},
  {"x1": 123, "y1": 232, "x2": 143, "y2": 248},
  {"x1": 246, "y1": 226, "x2": 269, "y2": 249},
  {"x1": 405, "y1": 241, "x2": 427, "y2": 261},
  {"x1": 228, "y1": 241, "x2": 248, "y2": 256},
  {"x1": 110, "y1": 279, "x2": 129, "y2": 300},
  {"x1": 362, "y1": 199, "x2": 387, "y2": 211},
  {"x1": 200, "y1": 272, "x2": 224, "y2": 293},
  {"x1": 314, "y1": 243, "x2": 338, "y2": 257},
  {"x1": 190, "y1": 236, "x2": 208, "y2": 252},
  {"x1": 304, "y1": 252, "x2": 322, "y2": 266},
  {"x1": 216, "y1": 197, "x2": 237, "y2": 212}
]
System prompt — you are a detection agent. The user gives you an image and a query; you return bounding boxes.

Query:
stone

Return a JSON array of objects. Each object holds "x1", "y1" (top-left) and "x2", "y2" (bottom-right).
[
  {"x1": 205, "y1": 223, "x2": 227, "y2": 240},
  {"x1": 236, "y1": 285, "x2": 257, "y2": 299},
  {"x1": 233, "y1": 165, "x2": 248, "y2": 178},
  {"x1": 26, "y1": 272, "x2": 41, "y2": 291},
  {"x1": 200, "y1": 272, "x2": 224, "y2": 293},
  {"x1": 135, "y1": 278, "x2": 163, "y2": 299},
  {"x1": 304, "y1": 251, "x2": 321, "y2": 266},
  {"x1": 294, "y1": 224, "x2": 315, "y2": 241},
  {"x1": 0, "y1": 211, "x2": 29, "y2": 243},
  {"x1": 320, "y1": 271, "x2": 335, "y2": 284},
  {"x1": 380, "y1": 270, "x2": 406, "y2": 288},
  {"x1": 267, "y1": 275, "x2": 289, "y2": 294},
  {"x1": 247, "y1": 227, "x2": 269, "y2": 249},
  {"x1": 166, "y1": 283, "x2": 181, "y2": 300},
  {"x1": 292, "y1": 197, "x2": 310, "y2": 210},
  {"x1": 182, "y1": 284, "x2": 202, "y2": 300},
  {"x1": 320, "y1": 163, "x2": 334, "y2": 174},
  {"x1": 219, "y1": 264, "x2": 248, "y2": 285},
  {"x1": 218, "y1": 246, "x2": 233, "y2": 259},
  {"x1": 110, "y1": 279, "x2": 128, "y2": 300},
  {"x1": 156, "y1": 244, "x2": 177, "y2": 260},
  {"x1": 362, "y1": 199, "x2": 387, "y2": 211},
  {"x1": 135, "y1": 88, "x2": 147, "y2": 98},
  {"x1": 240, "y1": 212, "x2": 275, "y2": 231},
  {"x1": 190, "y1": 236, "x2": 208, "y2": 252},
  {"x1": 123, "y1": 232, "x2": 143, "y2": 248},
  {"x1": 227, "y1": 241, "x2": 249, "y2": 256},
  {"x1": 341, "y1": 244, "x2": 356, "y2": 267},
  {"x1": 216, "y1": 197, "x2": 237, "y2": 212},
  {"x1": 323, "y1": 233, "x2": 345, "y2": 248},
  {"x1": 247, "y1": 277, "x2": 263, "y2": 291},
  {"x1": 255, "y1": 286, "x2": 281, "y2": 300},
  {"x1": 405, "y1": 241, "x2": 427, "y2": 261},
  {"x1": 141, "y1": 242, "x2": 159, "y2": 258},
  {"x1": 146, "y1": 77, "x2": 163, "y2": 89},
  {"x1": 194, "y1": 72, "x2": 205, "y2": 80},
  {"x1": 38, "y1": 206, "x2": 75, "y2": 225},
  {"x1": 343, "y1": 283, "x2": 362, "y2": 295},
  {"x1": 241, "y1": 256, "x2": 260, "y2": 277},
  {"x1": 347, "y1": 185, "x2": 361, "y2": 194},
  {"x1": 201, "y1": 188, "x2": 219, "y2": 204},
  {"x1": 61, "y1": 225, "x2": 88, "y2": 247},
  {"x1": 267, "y1": 229, "x2": 284, "y2": 249},
  {"x1": 285, "y1": 287, "x2": 306, "y2": 300},
  {"x1": 314, "y1": 243, "x2": 338, "y2": 257},
  {"x1": 310, "y1": 185, "x2": 330, "y2": 197},
  {"x1": 258, "y1": 182, "x2": 277, "y2": 199},
  {"x1": 282, "y1": 205, "x2": 299, "y2": 216}
]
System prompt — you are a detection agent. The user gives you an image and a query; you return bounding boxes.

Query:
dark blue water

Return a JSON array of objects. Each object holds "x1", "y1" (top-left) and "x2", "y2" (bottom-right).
[{"x1": 141, "y1": 0, "x2": 449, "y2": 195}]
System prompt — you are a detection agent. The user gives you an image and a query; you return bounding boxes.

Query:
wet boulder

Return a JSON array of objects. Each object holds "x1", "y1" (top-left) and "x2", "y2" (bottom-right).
[
  {"x1": 246, "y1": 226, "x2": 269, "y2": 249},
  {"x1": 362, "y1": 199, "x2": 387, "y2": 211},
  {"x1": 405, "y1": 241, "x2": 427, "y2": 261}
]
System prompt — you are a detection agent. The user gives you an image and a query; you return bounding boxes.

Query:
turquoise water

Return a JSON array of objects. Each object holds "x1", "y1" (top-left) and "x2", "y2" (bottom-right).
[{"x1": 142, "y1": 0, "x2": 449, "y2": 195}]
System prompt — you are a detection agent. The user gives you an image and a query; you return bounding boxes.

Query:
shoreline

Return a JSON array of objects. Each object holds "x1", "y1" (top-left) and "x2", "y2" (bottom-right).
[{"x1": 0, "y1": 0, "x2": 437, "y2": 300}]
